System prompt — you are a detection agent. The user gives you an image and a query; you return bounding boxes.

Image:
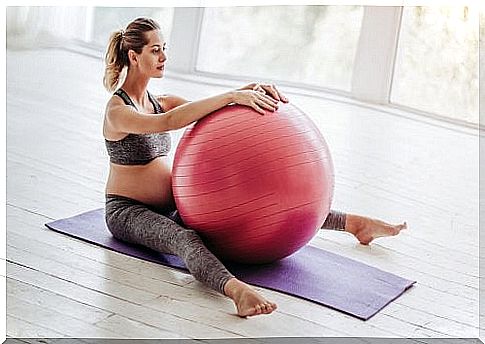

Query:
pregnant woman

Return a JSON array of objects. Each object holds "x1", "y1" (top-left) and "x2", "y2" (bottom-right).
[{"x1": 103, "y1": 17, "x2": 407, "y2": 317}]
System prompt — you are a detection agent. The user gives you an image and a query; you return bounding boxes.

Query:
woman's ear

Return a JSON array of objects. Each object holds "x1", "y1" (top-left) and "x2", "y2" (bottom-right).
[{"x1": 128, "y1": 50, "x2": 138, "y2": 66}]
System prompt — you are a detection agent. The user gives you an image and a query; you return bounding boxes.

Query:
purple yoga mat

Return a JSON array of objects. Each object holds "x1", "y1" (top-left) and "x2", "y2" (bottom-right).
[{"x1": 45, "y1": 208, "x2": 415, "y2": 320}]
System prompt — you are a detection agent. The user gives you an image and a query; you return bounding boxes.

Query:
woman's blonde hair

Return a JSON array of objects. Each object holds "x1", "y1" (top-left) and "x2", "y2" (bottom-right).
[{"x1": 103, "y1": 17, "x2": 161, "y2": 92}]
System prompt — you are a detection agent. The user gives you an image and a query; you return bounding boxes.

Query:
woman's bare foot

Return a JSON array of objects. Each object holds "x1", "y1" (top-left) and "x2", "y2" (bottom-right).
[
  {"x1": 345, "y1": 214, "x2": 407, "y2": 245},
  {"x1": 223, "y1": 277, "x2": 277, "y2": 317}
]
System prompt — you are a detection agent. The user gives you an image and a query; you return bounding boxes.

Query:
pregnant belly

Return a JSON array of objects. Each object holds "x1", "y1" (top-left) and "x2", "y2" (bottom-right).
[{"x1": 105, "y1": 157, "x2": 176, "y2": 211}]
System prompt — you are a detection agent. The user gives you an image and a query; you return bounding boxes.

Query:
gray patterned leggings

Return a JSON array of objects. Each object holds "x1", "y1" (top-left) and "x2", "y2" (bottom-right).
[{"x1": 105, "y1": 193, "x2": 347, "y2": 295}]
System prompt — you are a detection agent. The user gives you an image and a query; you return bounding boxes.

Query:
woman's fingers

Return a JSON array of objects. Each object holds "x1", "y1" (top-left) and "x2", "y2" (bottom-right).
[
  {"x1": 254, "y1": 99, "x2": 273, "y2": 113},
  {"x1": 276, "y1": 87, "x2": 289, "y2": 103},
  {"x1": 232, "y1": 89, "x2": 280, "y2": 115},
  {"x1": 250, "y1": 101, "x2": 266, "y2": 115},
  {"x1": 237, "y1": 82, "x2": 257, "y2": 91},
  {"x1": 261, "y1": 84, "x2": 280, "y2": 101},
  {"x1": 256, "y1": 92, "x2": 279, "y2": 110},
  {"x1": 262, "y1": 83, "x2": 289, "y2": 103},
  {"x1": 251, "y1": 83, "x2": 263, "y2": 92},
  {"x1": 251, "y1": 95, "x2": 276, "y2": 115},
  {"x1": 245, "y1": 81, "x2": 289, "y2": 103}
]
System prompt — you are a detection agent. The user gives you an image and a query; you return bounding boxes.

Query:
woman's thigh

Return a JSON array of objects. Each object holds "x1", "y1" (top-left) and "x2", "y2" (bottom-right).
[{"x1": 105, "y1": 194, "x2": 192, "y2": 255}]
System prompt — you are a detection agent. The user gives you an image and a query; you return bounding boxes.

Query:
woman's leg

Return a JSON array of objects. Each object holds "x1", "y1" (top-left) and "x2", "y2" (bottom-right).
[
  {"x1": 321, "y1": 210, "x2": 347, "y2": 231},
  {"x1": 321, "y1": 210, "x2": 407, "y2": 245},
  {"x1": 105, "y1": 194, "x2": 277, "y2": 316}
]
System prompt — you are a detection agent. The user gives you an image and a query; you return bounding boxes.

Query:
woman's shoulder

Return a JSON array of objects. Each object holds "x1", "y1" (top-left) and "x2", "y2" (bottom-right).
[
  {"x1": 104, "y1": 94, "x2": 128, "y2": 120},
  {"x1": 106, "y1": 93, "x2": 126, "y2": 108}
]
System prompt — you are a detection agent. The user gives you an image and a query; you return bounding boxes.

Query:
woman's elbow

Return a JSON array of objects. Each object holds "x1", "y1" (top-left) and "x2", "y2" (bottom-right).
[{"x1": 163, "y1": 112, "x2": 184, "y2": 131}]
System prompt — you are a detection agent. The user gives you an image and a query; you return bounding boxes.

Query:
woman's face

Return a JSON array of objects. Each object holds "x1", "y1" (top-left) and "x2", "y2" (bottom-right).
[{"x1": 136, "y1": 30, "x2": 167, "y2": 78}]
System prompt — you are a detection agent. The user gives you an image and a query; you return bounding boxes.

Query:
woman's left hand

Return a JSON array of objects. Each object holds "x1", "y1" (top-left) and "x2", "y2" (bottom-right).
[{"x1": 237, "y1": 82, "x2": 289, "y2": 103}]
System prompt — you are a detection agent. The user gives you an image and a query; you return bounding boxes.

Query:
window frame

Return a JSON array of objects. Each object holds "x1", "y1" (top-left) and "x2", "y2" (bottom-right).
[{"x1": 168, "y1": 6, "x2": 403, "y2": 104}]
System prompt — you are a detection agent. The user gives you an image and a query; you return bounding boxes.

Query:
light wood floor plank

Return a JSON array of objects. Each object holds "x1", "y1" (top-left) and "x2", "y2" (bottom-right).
[
  {"x1": 8, "y1": 296, "x2": 122, "y2": 338},
  {"x1": 7, "y1": 315, "x2": 67, "y2": 338},
  {"x1": 7, "y1": 278, "x2": 112, "y2": 324},
  {"x1": 7, "y1": 262, "x2": 241, "y2": 339}
]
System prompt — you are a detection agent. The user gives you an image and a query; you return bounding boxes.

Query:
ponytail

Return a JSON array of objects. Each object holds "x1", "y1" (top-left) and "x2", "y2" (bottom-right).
[{"x1": 103, "y1": 30, "x2": 126, "y2": 92}]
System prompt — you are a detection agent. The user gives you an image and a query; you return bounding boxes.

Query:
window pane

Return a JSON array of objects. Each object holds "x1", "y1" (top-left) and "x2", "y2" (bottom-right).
[
  {"x1": 391, "y1": 6, "x2": 479, "y2": 124},
  {"x1": 196, "y1": 6, "x2": 363, "y2": 91},
  {"x1": 91, "y1": 7, "x2": 174, "y2": 48}
]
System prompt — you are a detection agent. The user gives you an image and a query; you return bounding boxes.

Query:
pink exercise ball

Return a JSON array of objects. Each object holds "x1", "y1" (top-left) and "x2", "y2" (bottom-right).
[{"x1": 172, "y1": 103, "x2": 335, "y2": 264}]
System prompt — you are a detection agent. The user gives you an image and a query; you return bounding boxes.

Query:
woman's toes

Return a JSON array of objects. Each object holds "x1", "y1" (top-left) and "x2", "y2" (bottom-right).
[
  {"x1": 263, "y1": 303, "x2": 273, "y2": 314},
  {"x1": 394, "y1": 223, "x2": 407, "y2": 233},
  {"x1": 260, "y1": 304, "x2": 268, "y2": 313}
]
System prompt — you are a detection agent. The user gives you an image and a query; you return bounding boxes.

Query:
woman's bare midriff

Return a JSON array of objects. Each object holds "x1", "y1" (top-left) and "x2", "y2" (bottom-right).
[{"x1": 105, "y1": 157, "x2": 176, "y2": 212}]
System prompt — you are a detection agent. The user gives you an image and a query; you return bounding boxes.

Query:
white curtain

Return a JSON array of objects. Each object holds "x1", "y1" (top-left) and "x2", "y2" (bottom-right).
[{"x1": 7, "y1": 6, "x2": 92, "y2": 49}]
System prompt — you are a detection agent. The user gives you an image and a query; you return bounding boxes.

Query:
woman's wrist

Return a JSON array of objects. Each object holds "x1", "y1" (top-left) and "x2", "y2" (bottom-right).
[{"x1": 225, "y1": 91, "x2": 236, "y2": 104}]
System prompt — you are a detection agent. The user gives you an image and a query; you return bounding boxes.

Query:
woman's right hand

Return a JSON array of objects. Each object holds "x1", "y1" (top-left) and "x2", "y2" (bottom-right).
[{"x1": 231, "y1": 90, "x2": 279, "y2": 115}]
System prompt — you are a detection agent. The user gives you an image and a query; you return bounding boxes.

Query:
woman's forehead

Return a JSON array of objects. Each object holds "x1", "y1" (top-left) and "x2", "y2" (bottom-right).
[{"x1": 146, "y1": 30, "x2": 165, "y2": 45}]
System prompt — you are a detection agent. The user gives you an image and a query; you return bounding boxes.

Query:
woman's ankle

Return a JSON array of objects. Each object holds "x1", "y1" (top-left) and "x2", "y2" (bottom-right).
[
  {"x1": 344, "y1": 214, "x2": 364, "y2": 235},
  {"x1": 223, "y1": 277, "x2": 240, "y2": 298}
]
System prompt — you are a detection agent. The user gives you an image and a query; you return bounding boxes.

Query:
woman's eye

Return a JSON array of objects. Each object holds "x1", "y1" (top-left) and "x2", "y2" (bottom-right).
[{"x1": 153, "y1": 47, "x2": 166, "y2": 54}]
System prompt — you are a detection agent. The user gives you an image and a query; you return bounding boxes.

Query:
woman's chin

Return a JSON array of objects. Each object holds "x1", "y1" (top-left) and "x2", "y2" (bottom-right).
[{"x1": 152, "y1": 69, "x2": 164, "y2": 78}]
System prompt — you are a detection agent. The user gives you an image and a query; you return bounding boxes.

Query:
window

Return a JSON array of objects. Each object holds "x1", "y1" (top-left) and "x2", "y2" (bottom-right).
[
  {"x1": 196, "y1": 6, "x2": 363, "y2": 92},
  {"x1": 391, "y1": 6, "x2": 479, "y2": 124},
  {"x1": 8, "y1": 6, "x2": 479, "y2": 128}
]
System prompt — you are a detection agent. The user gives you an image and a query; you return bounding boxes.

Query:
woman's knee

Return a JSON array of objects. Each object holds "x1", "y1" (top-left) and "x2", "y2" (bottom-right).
[
  {"x1": 104, "y1": 204, "x2": 141, "y2": 243},
  {"x1": 175, "y1": 227, "x2": 204, "y2": 246},
  {"x1": 105, "y1": 211, "x2": 129, "y2": 241}
]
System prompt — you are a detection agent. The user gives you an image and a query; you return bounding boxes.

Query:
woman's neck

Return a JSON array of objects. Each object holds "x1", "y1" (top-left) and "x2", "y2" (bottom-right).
[{"x1": 120, "y1": 71, "x2": 150, "y2": 106}]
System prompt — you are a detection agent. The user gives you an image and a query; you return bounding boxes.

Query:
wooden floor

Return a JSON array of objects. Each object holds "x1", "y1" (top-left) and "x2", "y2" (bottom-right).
[{"x1": 6, "y1": 48, "x2": 481, "y2": 340}]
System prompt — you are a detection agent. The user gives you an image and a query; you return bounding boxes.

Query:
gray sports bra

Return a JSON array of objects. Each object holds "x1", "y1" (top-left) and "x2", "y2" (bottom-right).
[{"x1": 105, "y1": 88, "x2": 171, "y2": 165}]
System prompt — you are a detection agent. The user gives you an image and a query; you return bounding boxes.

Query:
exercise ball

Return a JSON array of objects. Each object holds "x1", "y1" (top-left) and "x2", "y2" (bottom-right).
[{"x1": 172, "y1": 103, "x2": 334, "y2": 264}]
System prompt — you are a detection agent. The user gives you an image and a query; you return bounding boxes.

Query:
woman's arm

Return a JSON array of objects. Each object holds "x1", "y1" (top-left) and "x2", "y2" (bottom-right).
[
  {"x1": 106, "y1": 89, "x2": 278, "y2": 135},
  {"x1": 160, "y1": 82, "x2": 288, "y2": 113},
  {"x1": 237, "y1": 82, "x2": 289, "y2": 103},
  {"x1": 158, "y1": 94, "x2": 190, "y2": 112}
]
